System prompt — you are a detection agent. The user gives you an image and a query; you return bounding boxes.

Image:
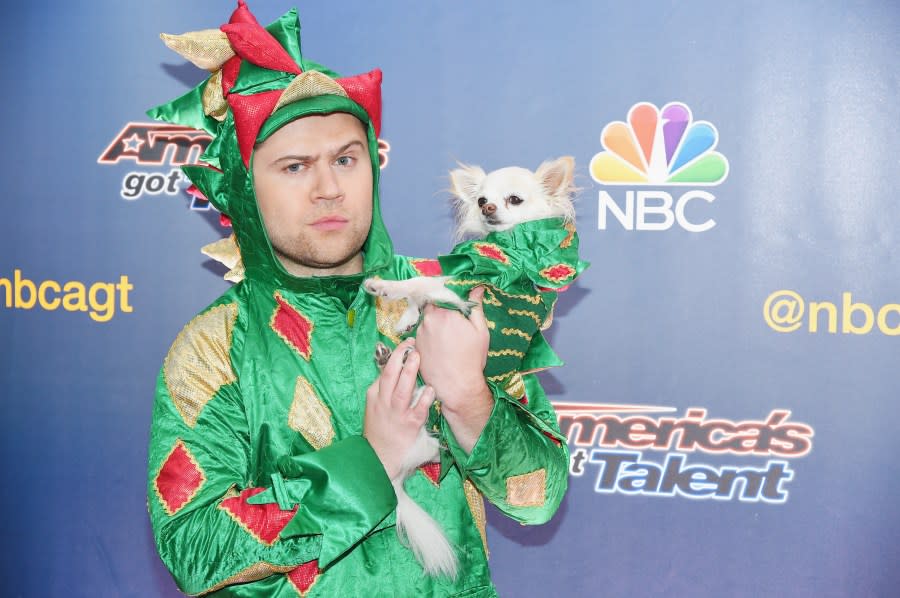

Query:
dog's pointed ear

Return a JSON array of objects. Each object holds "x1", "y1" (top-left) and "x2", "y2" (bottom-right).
[
  {"x1": 536, "y1": 156, "x2": 576, "y2": 199},
  {"x1": 449, "y1": 164, "x2": 487, "y2": 203}
]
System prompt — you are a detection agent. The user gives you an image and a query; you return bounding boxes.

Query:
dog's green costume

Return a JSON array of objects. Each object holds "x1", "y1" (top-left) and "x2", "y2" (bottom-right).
[{"x1": 146, "y1": 3, "x2": 577, "y2": 595}]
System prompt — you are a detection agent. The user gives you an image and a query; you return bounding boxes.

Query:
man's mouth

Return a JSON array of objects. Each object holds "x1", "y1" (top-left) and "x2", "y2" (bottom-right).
[{"x1": 311, "y1": 216, "x2": 349, "y2": 231}]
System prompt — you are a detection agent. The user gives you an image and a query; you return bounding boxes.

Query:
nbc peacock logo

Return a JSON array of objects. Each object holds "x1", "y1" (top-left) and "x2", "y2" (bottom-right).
[{"x1": 590, "y1": 102, "x2": 729, "y2": 232}]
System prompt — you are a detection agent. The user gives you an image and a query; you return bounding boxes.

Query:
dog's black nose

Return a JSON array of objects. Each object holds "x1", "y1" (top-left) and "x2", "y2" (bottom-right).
[{"x1": 481, "y1": 203, "x2": 496, "y2": 216}]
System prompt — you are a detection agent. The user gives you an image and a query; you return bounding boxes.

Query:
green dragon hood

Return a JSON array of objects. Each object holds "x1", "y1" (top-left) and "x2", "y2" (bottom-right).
[{"x1": 147, "y1": 3, "x2": 393, "y2": 294}]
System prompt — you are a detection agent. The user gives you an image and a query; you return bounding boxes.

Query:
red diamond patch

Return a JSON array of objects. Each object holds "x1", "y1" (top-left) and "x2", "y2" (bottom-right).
[
  {"x1": 409, "y1": 258, "x2": 443, "y2": 277},
  {"x1": 271, "y1": 292, "x2": 314, "y2": 360},
  {"x1": 539, "y1": 263, "x2": 576, "y2": 284},
  {"x1": 286, "y1": 560, "x2": 320, "y2": 596},
  {"x1": 473, "y1": 242, "x2": 509, "y2": 264},
  {"x1": 154, "y1": 440, "x2": 205, "y2": 516},
  {"x1": 220, "y1": 487, "x2": 298, "y2": 545}
]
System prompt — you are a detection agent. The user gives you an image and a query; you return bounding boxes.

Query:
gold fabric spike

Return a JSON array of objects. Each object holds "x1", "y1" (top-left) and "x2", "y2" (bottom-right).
[
  {"x1": 503, "y1": 372, "x2": 526, "y2": 401},
  {"x1": 561, "y1": 221, "x2": 577, "y2": 248},
  {"x1": 506, "y1": 469, "x2": 547, "y2": 508},
  {"x1": 202, "y1": 70, "x2": 228, "y2": 121},
  {"x1": 201, "y1": 234, "x2": 245, "y2": 283},
  {"x1": 164, "y1": 303, "x2": 239, "y2": 427},
  {"x1": 160, "y1": 29, "x2": 235, "y2": 71},
  {"x1": 541, "y1": 304, "x2": 555, "y2": 331},
  {"x1": 202, "y1": 562, "x2": 296, "y2": 595},
  {"x1": 288, "y1": 376, "x2": 335, "y2": 450},
  {"x1": 273, "y1": 71, "x2": 348, "y2": 113},
  {"x1": 464, "y1": 479, "x2": 489, "y2": 557}
]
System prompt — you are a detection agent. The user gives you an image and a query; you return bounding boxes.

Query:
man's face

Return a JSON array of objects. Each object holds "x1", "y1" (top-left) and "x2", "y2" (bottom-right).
[{"x1": 252, "y1": 112, "x2": 374, "y2": 277}]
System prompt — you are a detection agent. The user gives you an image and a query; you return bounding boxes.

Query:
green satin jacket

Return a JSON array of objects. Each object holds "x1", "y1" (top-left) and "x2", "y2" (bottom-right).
[{"x1": 148, "y1": 248, "x2": 571, "y2": 597}]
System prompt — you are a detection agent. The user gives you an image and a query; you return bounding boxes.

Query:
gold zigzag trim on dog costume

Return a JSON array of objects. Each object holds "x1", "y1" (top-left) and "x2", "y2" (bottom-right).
[
  {"x1": 501, "y1": 327, "x2": 531, "y2": 340},
  {"x1": 487, "y1": 348, "x2": 526, "y2": 359},
  {"x1": 507, "y1": 308, "x2": 542, "y2": 328}
]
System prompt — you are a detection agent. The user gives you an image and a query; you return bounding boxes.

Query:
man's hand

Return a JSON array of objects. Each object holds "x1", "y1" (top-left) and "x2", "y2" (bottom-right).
[
  {"x1": 364, "y1": 338, "x2": 435, "y2": 480},
  {"x1": 416, "y1": 287, "x2": 494, "y2": 454}
]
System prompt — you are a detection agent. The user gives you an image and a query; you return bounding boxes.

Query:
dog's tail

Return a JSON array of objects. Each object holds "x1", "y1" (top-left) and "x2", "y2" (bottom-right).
[
  {"x1": 392, "y1": 426, "x2": 458, "y2": 578},
  {"x1": 394, "y1": 479, "x2": 458, "y2": 579}
]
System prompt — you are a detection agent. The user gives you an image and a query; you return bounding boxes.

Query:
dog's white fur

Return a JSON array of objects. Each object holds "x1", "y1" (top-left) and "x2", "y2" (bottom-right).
[
  {"x1": 365, "y1": 157, "x2": 577, "y2": 578},
  {"x1": 451, "y1": 156, "x2": 576, "y2": 239}
]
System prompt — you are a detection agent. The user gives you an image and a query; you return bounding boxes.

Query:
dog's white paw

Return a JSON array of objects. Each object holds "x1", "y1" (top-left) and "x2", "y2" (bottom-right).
[{"x1": 362, "y1": 278, "x2": 394, "y2": 298}]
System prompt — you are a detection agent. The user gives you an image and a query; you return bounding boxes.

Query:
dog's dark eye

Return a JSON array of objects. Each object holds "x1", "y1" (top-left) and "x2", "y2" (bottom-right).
[
  {"x1": 508, "y1": 195, "x2": 523, "y2": 205},
  {"x1": 477, "y1": 197, "x2": 487, "y2": 207}
]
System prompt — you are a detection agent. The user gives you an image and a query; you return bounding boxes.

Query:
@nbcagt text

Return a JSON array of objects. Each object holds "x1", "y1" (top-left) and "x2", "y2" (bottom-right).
[
  {"x1": 764, "y1": 290, "x2": 900, "y2": 336},
  {"x1": 1, "y1": 269, "x2": 133, "y2": 323}
]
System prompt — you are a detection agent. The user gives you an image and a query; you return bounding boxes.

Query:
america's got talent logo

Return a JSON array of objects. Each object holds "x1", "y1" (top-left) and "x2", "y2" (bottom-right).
[
  {"x1": 98, "y1": 122, "x2": 213, "y2": 206},
  {"x1": 553, "y1": 402, "x2": 813, "y2": 504},
  {"x1": 99, "y1": 122, "x2": 392, "y2": 208},
  {"x1": 590, "y1": 102, "x2": 729, "y2": 232}
]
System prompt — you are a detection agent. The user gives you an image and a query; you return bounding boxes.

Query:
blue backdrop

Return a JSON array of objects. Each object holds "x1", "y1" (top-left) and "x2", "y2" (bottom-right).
[{"x1": 1, "y1": 1, "x2": 898, "y2": 596}]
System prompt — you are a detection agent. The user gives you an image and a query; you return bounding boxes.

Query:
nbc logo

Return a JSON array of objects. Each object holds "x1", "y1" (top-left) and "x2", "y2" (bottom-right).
[{"x1": 590, "y1": 102, "x2": 729, "y2": 232}]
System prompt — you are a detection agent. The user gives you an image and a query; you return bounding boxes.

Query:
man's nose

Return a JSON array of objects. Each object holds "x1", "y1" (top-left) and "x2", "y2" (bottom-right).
[
  {"x1": 481, "y1": 203, "x2": 496, "y2": 216},
  {"x1": 314, "y1": 163, "x2": 343, "y2": 201}
]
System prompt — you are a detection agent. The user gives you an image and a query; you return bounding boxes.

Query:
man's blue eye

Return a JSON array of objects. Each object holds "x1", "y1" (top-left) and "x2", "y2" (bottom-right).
[
  {"x1": 336, "y1": 156, "x2": 353, "y2": 166},
  {"x1": 286, "y1": 163, "x2": 301, "y2": 173}
]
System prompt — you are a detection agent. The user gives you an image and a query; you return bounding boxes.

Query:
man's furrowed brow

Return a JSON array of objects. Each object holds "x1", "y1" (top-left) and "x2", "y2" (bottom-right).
[
  {"x1": 331, "y1": 140, "x2": 367, "y2": 157},
  {"x1": 271, "y1": 140, "x2": 365, "y2": 165},
  {"x1": 273, "y1": 153, "x2": 315, "y2": 164}
]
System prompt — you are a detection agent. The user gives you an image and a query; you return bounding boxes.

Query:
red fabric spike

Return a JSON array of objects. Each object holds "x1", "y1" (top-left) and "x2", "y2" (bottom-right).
[
  {"x1": 286, "y1": 560, "x2": 320, "y2": 595},
  {"x1": 220, "y1": 487, "x2": 298, "y2": 545},
  {"x1": 221, "y1": 22, "x2": 301, "y2": 75},
  {"x1": 536, "y1": 284, "x2": 570, "y2": 293},
  {"x1": 542, "y1": 430, "x2": 563, "y2": 447},
  {"x1": 221, "y1": 55, "x2": 243, "y2": 96},
  {"x1": 186, "y1": 185, "x2": 206, "y2": 202},
  {"x1": 228, "y1": 89, "x2": 282, "y2": 167},
  {"x1": 337, "y1": 69, "x2": 383, "y2": 137},
  {"x1": 409, "y1": 258, "x2": 442, "y2": 277},
  {"x1": 271, "y1": 292, "x2": 314, "y2": 360},
  {"x1": 219, "y1": 213, "x2": 233, "y2": 228},
  {"x1": 228, "y1": 0, "x2": 260, "y2": 26},
  {"x1": 419, "y1": 462, "x2": 441, "y2": 486}
]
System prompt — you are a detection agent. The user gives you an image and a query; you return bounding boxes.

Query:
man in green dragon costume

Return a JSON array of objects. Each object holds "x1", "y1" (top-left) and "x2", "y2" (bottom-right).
[{"x1": 147, "y1": 2, "x2": 583, "y2": 595}]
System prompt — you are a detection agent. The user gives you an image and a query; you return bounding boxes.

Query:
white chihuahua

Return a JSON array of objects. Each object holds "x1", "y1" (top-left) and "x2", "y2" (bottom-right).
[
  {"x1": 365, "y1": 156, "x2": 577, "y2": 579},
  {"x1": 365, "y1": 156, "x2": 576, "y2": 332}
]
